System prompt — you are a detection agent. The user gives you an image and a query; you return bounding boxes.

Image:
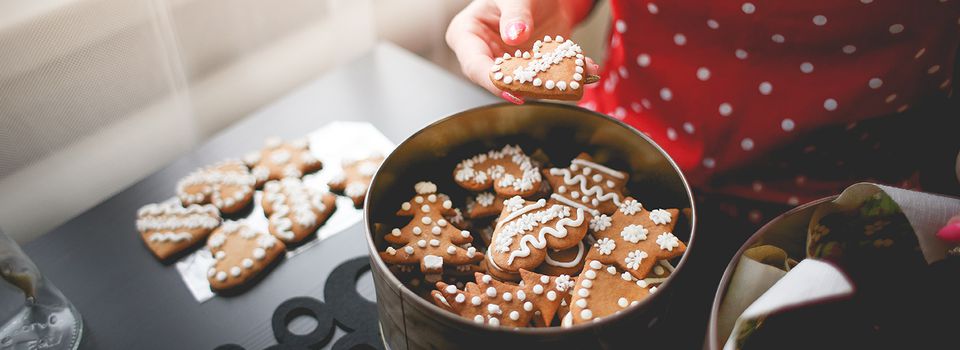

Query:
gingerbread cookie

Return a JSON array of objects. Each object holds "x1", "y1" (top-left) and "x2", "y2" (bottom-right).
[
  {"x1": 487, "y1": 196, "x2": 591, "y2": 277},
  {"x1": 136, "y1": 200, "x2": 221, "y2": 260},
  {"x1": 544, "y1": 153, "x2": 629, "y2": 216},
  {"x1": 536, "y1": 240, "x2": 587, "y2": 277},
  {"x1": 328, "y1": 156, "x2": 383, "y2": 208},
  {"x1": 431, "y1": 270, "x2": 572, "y2": 327},
  {"x1": 585, "y1": 197, "x2": 684, "y2": 280},
  {"x1": 244, "y1": 138, "x2": 322, "y2": 185},
  {"x1": 262, "y1": 178, "x2": 337, "y2": 245},
  {"x1": 567, "y1": 260, "x2": 658, "y2": 325},
  {"x1": 453, "y1": 145, "x2": 542, "y2": 198},
  {"x1": 379, "y1": 182, "x2": 484, "y2": 275},
  {"x1": 177, "y1": 160, "x2": 257, "y2": 214},
  {"x1": 490, "y1": 36, "x2": 587, "y2": 101},
  {"x1": 206, "y1": 220, "x2": 286, "y2": 291}
]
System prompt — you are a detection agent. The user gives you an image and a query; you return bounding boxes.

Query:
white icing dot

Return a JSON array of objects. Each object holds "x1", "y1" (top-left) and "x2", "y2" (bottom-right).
[
  {"x1": 242, "y1": 258, "x2": 254, "y2": 269},
  {"x1": 474, "y1": 315, "x2": 484, "y2": 323},
  {"x1": 618, "y1": 297, "x2": 629, "y2": 308},
  {"x1": 401, "y1": 202, "x2": 411, "y2": 211},
  {"x1": 486, "y1": 287, "x2": 497, "y2": 297},
  {"x1": 540, "y1": 275, "x2": 550, "y2": 283},
  {"x1": 545, "y1": 80, "x2": 555, "y2": 89},
  {"x1": 509, "y1": 311, "x2": 520, "y2": 321},
  {"x1": 607, "y1": 180, "x2": 616, "y2": 188},
  {"x1": 523, "y1": 301, "x2": 533, "y2": 311},
  {"x1": 230, "y1": 266, "x2": 242, "y2": 277},
  {"x1": 869, "y1": 78, "x2": 883, "y2": 89},
  {"x1": 843, "y1": 45, "x2": 857, "y2": 54},
  {"x1": 581, "y1": 309, "x2": 593, "y2": 320},
  {"x1": 437, "y1": 219, "x2": 447, "y2": 227},
  {"x1": 432, "y1": 226, "x2": 442, "y2": 235},
  {"x1": 421, "y1": 205, "x2": 430, "y2": 212},
  {"x1": 533, "y1": 284, "x2": 544, "y2": 294},
  {"x1": 659, "y1": 88, "x2": 673, "y2": 101},
  {"x1": 472, "y1": 296, "x2": 482, "y2": 305},
  {"x1": 742, "y1": 3, "x2": 756, "y2": 14},
  {"x1": 782, "y1": 119, "x2": 795, "y2": 131},
  {"x1": 461, "y1": 230, "x2": 471, "y2": 238},
  {"x1": 637, "y1": 280, "x2": 648, "y2": 288},
  {"x1": 417, "y1": 240, "x2": 426, "y2": 248},
  {"x1": 647, "y1": 3, "x2": 659, "y2": 14},
  {"x1": 758, "y1": 82, "x2": 773, "y2": 95},
  {"x1": 428, "y1": 194, "x2": 437, "y2": 202},
  {"x1": 547, "y1": 291, "x2": 557, "y2": 301},
  {"x1": 429, "y1": 239, "x2": 440, "y2": 247},
  {"x1": 415, "y1": 196, "x2": 423, "y2": 203},
  {"x1": 404, "y1": 246, "x2": 414, "y2": 254},
  {"x1": 517, "y1": 290, "x2": 526, "y2": 301},
  {"x1": 447, "y1": 246, "x2": 456, "y2": 254},
  {"x1": 446, "y1": 285, "x2": 457, "y2": 293},
  {"x1": 581, "y1": 279, "x2": 593, "y2": 288},
  {"x1": 421, "y1": 217, "x2": 432, "y2": 225},
  {"x1": 576, "y1": 299, "x2": 587, "y2": 308},
  {"x1": 455, "y1": 294, "x2": 466, "y2": 303},
  {"x1": 800, "y1": 62, "x2": 814, "y2": 74},
  {"x1": 696, "y1": 67, "x2": 711, "y2": 81},
  {"x1": 216, "y1": 271, "x2": 227, "y2": 281},
  {"x1": 503, "y1": 292, "x2": 513, "y2": 301},
  {"x1": 735, "y1": 49, "x2": 748, "y2": 60},
  {"x1": 824, "y1": 98, "x2": 838, "y2": 111},
  {"x1": 391, "y1": 228, "x2": 401, "y2": 236},
  {"x1": 673, "y1": 33, "x2": 687, "y2": 46},
  {"x1": 592, "y1": 174, "x2": 603, "y2": 182},
  {"x1": 443, "y1": 200, "x2": 452, "y2": 209},
  {"x1": 889, "y1": 24, "x2": 904, "y2": 34},
  {"x1": 589, "y1": 260, "x2": 602, "y2": 269},
  {"x1": 488, "y1": 318, "x2": 500, "y2": 326},
  {"x1": 577, "y1": 288, "x2": 589, "y2": 298},
  {"x1": 741, "y1": 138, "x2": 754, "y2": 151},
  {"x1": 718, "y1": 103, "x2": 733, "y2": 116},
  {"x1": 637, "y1": 54, "x2": 651, "y2": 67},
  {"x1": 813, "y1": 15, "x2": 827, "y2": 26},
  {"x1": 482, "y1": 274, "x2": 492, "y2": 283},
  {"x1": 584, "y1": 270, "x2": 597, "y2": 280},
  {"x1": 607, "y1": 266, "x2": 617, "y2": 274}
]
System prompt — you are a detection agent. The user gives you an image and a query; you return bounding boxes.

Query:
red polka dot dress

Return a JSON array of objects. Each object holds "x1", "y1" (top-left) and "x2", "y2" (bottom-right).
[{"x1": 582, "y1": 0, "x2": 960, "y2": 227}]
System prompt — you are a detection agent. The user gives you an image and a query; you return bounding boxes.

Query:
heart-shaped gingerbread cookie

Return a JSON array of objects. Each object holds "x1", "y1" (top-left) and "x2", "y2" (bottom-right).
[
  {"x1": 490, "y1": 35, "x2": 586, "y2": 100},
  {"x1": 206, "y1": 220, "x2": 286, "y2": 292}
]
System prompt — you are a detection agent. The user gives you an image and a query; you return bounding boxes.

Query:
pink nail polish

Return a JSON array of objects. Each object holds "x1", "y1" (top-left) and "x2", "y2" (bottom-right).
[
  {"x1": 501, "y1": 91, "x2": 524, "y2": 105},
  {"x1": 936, "y1": 223, "x2": 960, "y2": 244},
  {"x1": 507, "y1": 22, "x2": 526, "y2": 41}
]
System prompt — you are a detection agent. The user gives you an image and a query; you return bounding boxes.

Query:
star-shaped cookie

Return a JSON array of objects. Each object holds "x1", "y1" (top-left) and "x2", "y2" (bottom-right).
[
  {"x1": 431, "y1": 270, "x2": 573, "y2": 328},
  {"x1": 244, "y1": 137, "x2": 322, "y2": 186},
  {"x1": 585, "y1": 196, "x2": 685, "y2": 280}
]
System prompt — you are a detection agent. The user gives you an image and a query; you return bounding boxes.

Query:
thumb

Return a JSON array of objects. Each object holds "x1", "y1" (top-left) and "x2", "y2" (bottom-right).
[{"x1": 494, "y1": 0, "x2": 533, "y2": 46}]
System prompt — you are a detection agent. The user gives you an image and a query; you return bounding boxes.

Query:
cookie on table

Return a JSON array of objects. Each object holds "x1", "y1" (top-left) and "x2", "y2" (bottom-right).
[
  {"x1": 328, "y1": 156, "x2": 383, "y2": 208},
  {"x1": 244, "y1": 138, "x2": 322, "y2": 186},
  {"x1": 489, "y1": 35, "x2": 587, "y2": 101},
  {"x1": 586, "y1": 197, "x2": 684, "y2": 280},
  {"x1": 136, "y1": 200, "x2": 221, "y2": 260},
  {"x1": 379, "y1": 182, "x2": 484, "y2": 276},
  {"x1": 262, "y1": 178, "x2": 337, "y2": 245},
  {"x1": 543, "y1": 153, "x2": 630, "y2": 216},
  {"x1": 486, "y1": 196, "x2": 591, "y2": 279},
  {"x1": 177, "y1": 160, "x2": 257, "y2": 214},
  {"x1": 206, "y1": 221, "x2": 286, "y2": 292},
  {"x1": 566, "y1": 260, "x2": 660, "y2": 325},
  {"x1": 453, "y1": 145, "x2": 542, "y2": 198},
  {"x1": 431, "y1": 270, "x2": 573, "y2": 328}
]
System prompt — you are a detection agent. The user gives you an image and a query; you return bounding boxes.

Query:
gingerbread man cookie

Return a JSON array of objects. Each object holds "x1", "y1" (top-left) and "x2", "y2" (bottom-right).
[
  {"x1": 431, "y1": 270, "x2": 572, "y2": 328},
  {"x1": 328, "y1": 156, "x2": 383, "y2": 208},
  {"x1": 379, "y1": 182, "x2": 484, "y2": 275},
  {"x1": 262, "y1": 178, "x2": 337, "y2": 245},
  {"x1": 453, "y1": 145, "x2": 542, "y2": 198},
  {"x1": 244, "y1": 138, "x2": 322, "y2": 186},
  {"x1": 586, "y1": 197, "x2": 685, "y2": 280},
  {"x1": 566, "y1": 260, "x2": 661, "y2": 325},
  {"x1": 136, "y1": 200, "x2": 221, "y2": 260},
  {"x1": 543, "y1": 153, "x2": 630, "y2": 216},
  {"x1": 486, "y1": 196, "x2": 591, "y2": 277},
  {"x1": 490, "y1": 36, "x2": 587, "y2": 101},
  {"x1": 206, "y1": 220, "x2": 286, "y2": 292},
  {"x1": 177, "y1": 160, "x2": 257, "y2": 214}
]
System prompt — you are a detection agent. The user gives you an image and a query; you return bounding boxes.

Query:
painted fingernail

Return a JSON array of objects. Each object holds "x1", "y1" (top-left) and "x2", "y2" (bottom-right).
[
  {"x1": 507, "y1": 22, "x2": 526, "y2": 41},
  {"x1": 585, "y1": 75, "x2": 601, "y2": 84},
  {"x1": 936, "y1": 223, "x2": 960, "y2": 244},
  {"x1": 501, "y1": 91, "x2": 524, "y2": 105}
]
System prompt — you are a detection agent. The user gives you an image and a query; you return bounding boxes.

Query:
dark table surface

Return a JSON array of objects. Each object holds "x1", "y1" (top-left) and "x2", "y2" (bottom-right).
[{"x1": 21, "y1": 42, "x2": 732, "y2": 350}]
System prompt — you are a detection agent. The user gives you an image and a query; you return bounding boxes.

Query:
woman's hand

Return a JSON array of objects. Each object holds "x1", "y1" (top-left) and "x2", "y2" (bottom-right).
[{"x1": 446, "y1": 0, "x2": 600, "y2": 104}]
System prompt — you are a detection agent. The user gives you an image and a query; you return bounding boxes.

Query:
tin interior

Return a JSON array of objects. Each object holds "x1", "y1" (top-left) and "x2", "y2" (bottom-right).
[{"x1": 364, "y1": 101, "x2": 697, "y2": 334}]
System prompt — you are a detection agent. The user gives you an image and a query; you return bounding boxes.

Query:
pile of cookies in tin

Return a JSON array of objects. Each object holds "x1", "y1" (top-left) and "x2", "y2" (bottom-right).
[
  {"x1": 377, "y1": 145, "x2": 687, "y2": 328},
  {"x1": 134, "y1": 137, "x2": 382, "y2": 293}
]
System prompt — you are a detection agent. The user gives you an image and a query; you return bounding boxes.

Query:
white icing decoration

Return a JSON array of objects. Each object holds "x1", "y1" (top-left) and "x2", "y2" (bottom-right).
[
  {"x1": 620, "y1": 224, "x2": 648, "y2": 243},
  {"x1": 656, "y1": 232, "x2": 681, "y2": 251},
  {"x1": 584, "y1": 269, "x2": 597, "y2": 280},
  {"x1": 523, "y1": 301, "x2": 534, "y2": 311},
  {"x1": 547, "y1": 290, "x2": 557, "y2": 301},
  {"x1": 404, "y1": 246, "x2": 414, "y2": 254},
  {"x1": 625, "y1": 250, "x2": 648, "y2": 270},
  {"x1": 148, "y1": 232, "x2": 193, "y2": 243},
  {"x1": 414, "y1": 181, "x2": 437, "y2": 194},
  {"x1": 544, "y1": 241, "x2": 584, "y2": 268},
  {"x1": 618, "y1": 298, "x2": 629, "y2": 308},
  {"x1": 555, "y1": 275, "x2": 574, "y2": 292},
  {"x1": 486, "y1": 287, "x2": 497, "y2": 298},
  {"x1": 454, "y1": 146, "x2": 540, "y2": 192},
  {"x1": 619, "y1": 199, "x2": 642, "y2": 215},
  {"x1": 476, "y1": 192, "x2": 495, "y2": 207},
  {"x1": 589, "y1": 214, "x2": 612, "y2": 232},
  {"x1": 401, "y1": 202, "x2": 411, "y2": 211},
  {"x1": 423, "y1": 255, "x2": 443, "y2": 269},
  {"x1": 595, "y1": 238, "x2": 616, "y2": 255},
  {"x1": 533, "y1": 284, "x2": 544, "y2": 294},
  {"x1": 344, "y1": 182, "x2": 367, "y2": 198},
  {"x1": 650, "y1": 209, "x2": 673, "y2": 225},
  {"x1": 492, "y1": 198, "x2": 587, "y2": 265}
]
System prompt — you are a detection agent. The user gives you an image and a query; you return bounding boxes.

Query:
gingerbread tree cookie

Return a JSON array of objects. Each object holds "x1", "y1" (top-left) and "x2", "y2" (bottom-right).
[
  {"x1": 136, "y1": 200, "x2": 221, "y2": 260},
  {"x1": 453, "y1": 145, "x2": 542, "y2": 198},
  {"x1": 487, "y1": 196, "x2": 591, "y2": 276},
  {"x1": 431, "y1": 270, "x2": 573, "y2": 327},
  {"x1": 262, "y1": 178, "x2": 337, "y2": 245},
  {"x1": 585, "y1": 197, "x2": 684, "y2": 280},
  {"x1": 328, "y1": 156, "x2": 383, "y2": 208},
  {"x1": 206, "y1": 220, "x2": 286, "y2": 292},
  {"x1": 544, "y1": 153, "x2": 630, "y2": 216},
  {"x1": 244, "y1": 137, "x2": 322, "y2": 186},
  {"x1": 490, "y1": 35, "x2": 587, "y2": 101},
  {"x1": 379, "y1": 182, "x2": 484, "y2": 274},
  {"x1": 177, "y1": 160, "x2": 256, "y2": 214},
  {"x1": 567, "y1": 260, "x2": 660, "y2": 325}
]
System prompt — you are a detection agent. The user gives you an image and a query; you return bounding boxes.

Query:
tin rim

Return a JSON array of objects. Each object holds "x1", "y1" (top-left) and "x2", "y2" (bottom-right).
[{"x1": 363, "y1": 101, "x2": 698, "y2": 335}]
